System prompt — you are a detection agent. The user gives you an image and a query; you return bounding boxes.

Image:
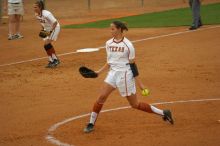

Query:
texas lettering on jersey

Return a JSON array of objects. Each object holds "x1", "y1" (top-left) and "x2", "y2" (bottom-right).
[
  {"x1": 35, "y1": 10, "x2": 60, "y2": 31},
  {"x1": 106, "y1": 37, "x2": 135, "y2": 71},
  {"x1": 37, "y1": 18, "x2": 46, "y2": 23},
  {"x1": 109, "y1": 46, "x2": 125, "y2": 52}
]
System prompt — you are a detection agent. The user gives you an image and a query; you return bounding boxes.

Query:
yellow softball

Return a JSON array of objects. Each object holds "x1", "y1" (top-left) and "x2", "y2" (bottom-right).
[{"x1": 141, "y1": 88, "x2": 150, "y2": 96}]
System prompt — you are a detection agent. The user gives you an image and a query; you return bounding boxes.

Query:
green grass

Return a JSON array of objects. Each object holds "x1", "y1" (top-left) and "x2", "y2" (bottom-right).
[{"x1": 63, "y1": 3, "x2": 220, "y2": 29}]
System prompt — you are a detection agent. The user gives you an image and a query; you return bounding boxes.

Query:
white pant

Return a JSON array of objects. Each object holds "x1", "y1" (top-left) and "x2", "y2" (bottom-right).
[
  {"x1": 8, "y1": 3, "x2": 24, "y2": 15},
  {"x1": 43, "y1": 26, "x2": 60, "y2": 41},
  {"x1": 105, "y1": 69, "x2": 136, "y2": 97}
]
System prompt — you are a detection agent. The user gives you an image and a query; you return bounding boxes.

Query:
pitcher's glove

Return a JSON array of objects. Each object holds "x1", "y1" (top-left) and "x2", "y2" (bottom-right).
[
  {"x1": 39, "y1": 30, "x2": 51, "y2": 38},
  {"x1": 79, "y1": 66, "x2": 98, "y2": 78}
]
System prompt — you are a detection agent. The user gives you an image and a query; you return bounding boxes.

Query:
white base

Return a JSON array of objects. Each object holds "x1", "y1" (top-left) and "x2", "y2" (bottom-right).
[{"x1": 76, "y1": 48, "x2": 100, "y2": 53}]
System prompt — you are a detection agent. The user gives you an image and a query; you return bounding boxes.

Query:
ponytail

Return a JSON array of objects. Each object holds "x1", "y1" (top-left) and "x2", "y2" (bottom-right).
[
  {"x1": 112, "y1": 21, "x2": 128, "y2": 32},
  {"x1": 35, "y1": 0, "x2": 45, "y2": 11}
]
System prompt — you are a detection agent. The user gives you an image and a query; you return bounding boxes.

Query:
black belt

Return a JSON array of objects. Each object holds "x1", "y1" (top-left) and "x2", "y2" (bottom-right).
[{"x1": 9, "y1": 3, "x2": 20, "y2": 4}]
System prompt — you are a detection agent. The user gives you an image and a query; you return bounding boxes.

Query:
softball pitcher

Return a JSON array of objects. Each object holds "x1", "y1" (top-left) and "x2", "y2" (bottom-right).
[
  {"x1": 84, "y1": 21, "x2": 174, "y2": 133},
  {"x1": 34, "y1": 0, "x2": 60, "y2": 68}
]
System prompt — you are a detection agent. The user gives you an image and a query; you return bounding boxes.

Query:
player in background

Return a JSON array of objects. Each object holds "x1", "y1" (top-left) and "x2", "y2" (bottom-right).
[
  {"x1": 84, "y1": 21, "x2": 174, "y2": 133},
  {"x1": 4, "y1": 0, "x2": 24, "y2": 40},
  {"x1": 184, "y1": 0, "x2": 203, "y2": 30},
  {"x1": 34, "y1": 0, "x2": 60, "y2": 68}
]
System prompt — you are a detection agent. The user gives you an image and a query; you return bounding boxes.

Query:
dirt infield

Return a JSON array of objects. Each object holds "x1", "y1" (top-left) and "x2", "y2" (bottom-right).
[{"x1": 1, "y1": 0, "x2": 220, "y2": 146}]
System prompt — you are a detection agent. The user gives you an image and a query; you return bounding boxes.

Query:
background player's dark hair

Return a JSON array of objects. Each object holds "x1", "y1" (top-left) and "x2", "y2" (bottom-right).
[
  {"x1": 112, "y1": 21, "x2": 128, "y2": 32},
  {"x1": 35, "y1": 0, "x2": 45, "y2": 11}
]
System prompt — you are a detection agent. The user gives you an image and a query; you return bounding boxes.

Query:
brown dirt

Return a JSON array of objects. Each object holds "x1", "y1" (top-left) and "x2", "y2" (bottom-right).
[{"x1": 0, "y1": 0, "x2": 220, "y2": 146}]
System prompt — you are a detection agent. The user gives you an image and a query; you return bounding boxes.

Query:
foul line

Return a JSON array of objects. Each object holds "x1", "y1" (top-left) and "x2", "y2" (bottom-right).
[
  {"x1": 1, "y1": 25, "x2": 220, "y2": 67},
  {"x1": 45, "y1": 98, "x2": 220, "y2": 146}
]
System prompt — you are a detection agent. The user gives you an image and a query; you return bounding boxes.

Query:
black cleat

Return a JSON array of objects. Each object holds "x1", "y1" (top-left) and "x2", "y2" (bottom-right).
[
  {"x1": 45, "y1": 61, "x2": 56, "y2": 68},
  {"x1": 84, "y1": 123, "x2": 94, "y2": 133},
  {"x1": 53, "y1": 59, "x2": 60, "y2": 66},
  {"x1": 189, "y1": 26, "x2": 198, "y2": 30},
  {"x1": 14, "y1": 34, "x2": 24, "y2": 39},
  {"x1": 198, "y1": 20, "x2": 203, "y2": 27},
  {"x1": 163, "y1": 110, "x2": 174, "y2": 125},
  {"x1": 8, "y1": 35, "x2": 17, "y2": 40}
]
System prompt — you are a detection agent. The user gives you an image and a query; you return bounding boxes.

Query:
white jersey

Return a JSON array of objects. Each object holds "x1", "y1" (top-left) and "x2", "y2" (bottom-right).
[
  {"x1": 35, "y1": 10, "x2": 60, "y2": 31},
  {"x1": 106, "y1": 37, "x2": 135, "y2": 71}
]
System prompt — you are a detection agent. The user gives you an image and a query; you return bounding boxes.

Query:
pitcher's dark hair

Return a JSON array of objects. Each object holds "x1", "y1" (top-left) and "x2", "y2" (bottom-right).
[{"x1": 112, "y1": 21, "x2": 128, "y2": 32}]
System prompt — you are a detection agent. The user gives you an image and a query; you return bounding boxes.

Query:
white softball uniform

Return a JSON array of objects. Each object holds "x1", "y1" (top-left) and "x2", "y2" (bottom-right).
[
  {"x1": 8, "y1": 0, "x2": 24, "y2": 15},
  {"x1": 104, "y1": 37, "x2": 136, "y2": 97},
  {"x1": 35, "y1": 10, "x2": 60, "y2": 41}
]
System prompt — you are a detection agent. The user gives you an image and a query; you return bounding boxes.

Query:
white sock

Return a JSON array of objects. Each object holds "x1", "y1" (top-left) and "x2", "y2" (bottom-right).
[
  {"x1": 150, "y1": 105, "x2": 164, "y2": 116},
  {"x1": 52, "y1": 54, "x2": 58, "y2": 60},
  {"x1": 48, "y1": 56, "x2": 53, "y2": 62},
  {"x1": 89, "y1": 112, "x2": 98, "y2": 125}
]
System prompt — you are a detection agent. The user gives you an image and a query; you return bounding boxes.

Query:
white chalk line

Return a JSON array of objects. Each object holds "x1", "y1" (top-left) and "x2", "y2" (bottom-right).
[
  {"x1": 46, "y1": 98, "x2": 220, "y2": 146},
  {"x1": 1, "y1": 25, "x2": 220, "y2": 67}
]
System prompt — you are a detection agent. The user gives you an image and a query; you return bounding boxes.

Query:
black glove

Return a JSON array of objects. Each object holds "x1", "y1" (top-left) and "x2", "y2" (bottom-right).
[{"x1": 79, "y1": 66, "x2": 98, "y2": 78}]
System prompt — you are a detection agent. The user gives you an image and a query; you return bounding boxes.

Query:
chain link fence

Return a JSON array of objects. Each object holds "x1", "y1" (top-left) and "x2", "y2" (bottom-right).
[{"x1": 0, "y1": 0, "x2": 183, "y2": 23}]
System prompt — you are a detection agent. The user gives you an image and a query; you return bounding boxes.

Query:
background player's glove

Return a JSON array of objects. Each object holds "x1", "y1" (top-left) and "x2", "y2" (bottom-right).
[
  {"x1": 39, "y1": 30, "x2": 51, "y2": 38},
  {"x1": 79, "y1": 66, "x2": 98, "y2": 78}
]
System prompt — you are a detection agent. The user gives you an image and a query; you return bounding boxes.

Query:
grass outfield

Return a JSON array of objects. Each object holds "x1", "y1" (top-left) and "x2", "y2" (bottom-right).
[{"x1": 63, "y1": 3, "x2": 220, "y2": 28}]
